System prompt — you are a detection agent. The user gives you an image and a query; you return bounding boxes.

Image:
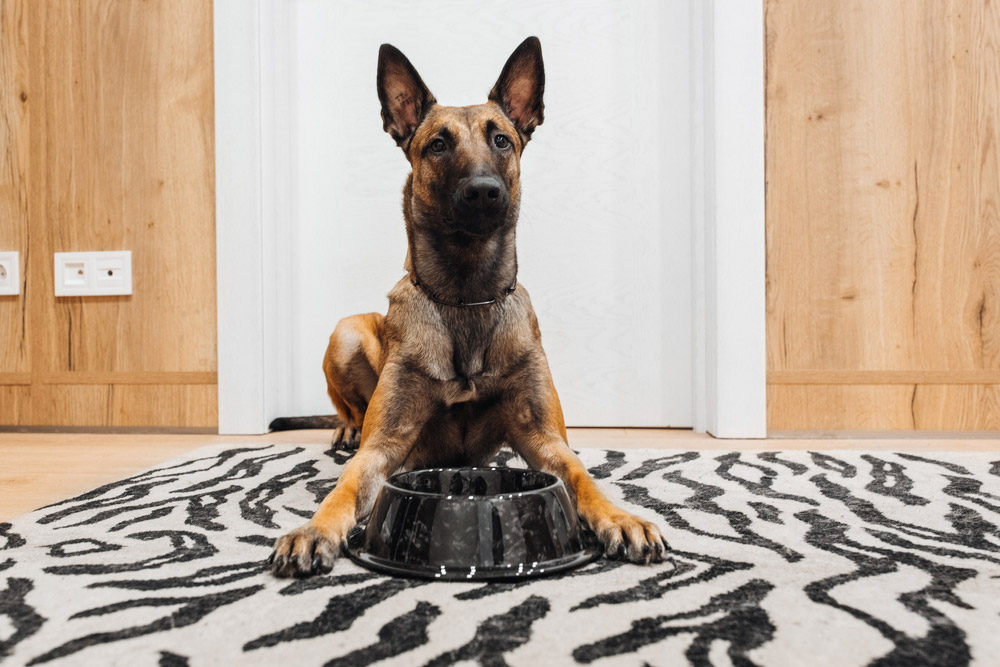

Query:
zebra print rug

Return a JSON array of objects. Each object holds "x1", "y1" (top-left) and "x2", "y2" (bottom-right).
[{"x1": 2, "y1": 445, "x2": 999, "y2": 666}]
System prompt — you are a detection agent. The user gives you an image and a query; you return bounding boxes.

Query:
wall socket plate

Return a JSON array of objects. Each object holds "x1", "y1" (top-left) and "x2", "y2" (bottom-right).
[
  {"x1": 0, "y1": 251, "x2": 19, "y2": 295},
  {"x1": 54, "y1": 251, "x2": 133, "y2": 296}
]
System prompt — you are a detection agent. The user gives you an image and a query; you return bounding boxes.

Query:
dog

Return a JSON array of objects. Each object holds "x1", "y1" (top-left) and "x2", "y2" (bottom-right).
[{"x1": 267, "y1": 37, "x2": 668, "y2": 577}]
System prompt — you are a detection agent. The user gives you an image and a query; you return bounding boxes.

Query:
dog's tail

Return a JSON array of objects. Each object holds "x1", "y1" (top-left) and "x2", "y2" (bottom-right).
[{"x1": 268, "y1": 415, "x2": 345, "y2": 431}]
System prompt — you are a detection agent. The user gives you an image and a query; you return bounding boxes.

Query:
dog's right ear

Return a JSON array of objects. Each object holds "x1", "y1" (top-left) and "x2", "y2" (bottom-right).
[{"x1": 377, "y1": 44, "x2": 436, "y2": 152}]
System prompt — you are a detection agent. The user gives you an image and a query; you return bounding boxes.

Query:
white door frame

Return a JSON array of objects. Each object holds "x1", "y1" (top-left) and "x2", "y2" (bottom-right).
[{"x1": 214, "y1": 0, "x2": 766, "y2": 438}]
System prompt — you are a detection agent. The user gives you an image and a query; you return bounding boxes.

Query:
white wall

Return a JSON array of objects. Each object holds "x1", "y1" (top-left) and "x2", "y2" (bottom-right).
[
  {"x1": 274, "y1": 0, "x2": 693, "y2": 427},
  {"x1": 216, "y1": 0, "x2": 766, "y2": 436}
]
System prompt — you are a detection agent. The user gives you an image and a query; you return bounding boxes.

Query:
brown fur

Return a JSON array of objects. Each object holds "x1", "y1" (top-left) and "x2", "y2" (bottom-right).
[{"x1": 269, "y1": 37, "x2": 667, "y2": 577}]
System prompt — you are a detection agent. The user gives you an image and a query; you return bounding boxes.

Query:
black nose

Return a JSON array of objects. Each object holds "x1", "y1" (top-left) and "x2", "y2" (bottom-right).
[
  {"x1": 454, "y1": 176, "x2": 508, "y2": 214},
  {"x1": 462, "y1": 177, "x2": 501, "y2": 203}
]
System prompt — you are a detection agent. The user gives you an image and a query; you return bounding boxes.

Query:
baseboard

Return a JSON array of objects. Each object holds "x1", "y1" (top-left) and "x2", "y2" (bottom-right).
[
  {"x1": 768, "y1": 429, "x2": 1000, "y2": 440},
  {"x1": 0, "y1": 425, "x2": 218, "y2": 435}
]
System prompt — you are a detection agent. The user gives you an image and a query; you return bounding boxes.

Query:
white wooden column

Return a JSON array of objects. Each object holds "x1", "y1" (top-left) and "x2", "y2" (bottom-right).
[{"x1": 691, "y1": 0, "x2": 767, "y2": 438}]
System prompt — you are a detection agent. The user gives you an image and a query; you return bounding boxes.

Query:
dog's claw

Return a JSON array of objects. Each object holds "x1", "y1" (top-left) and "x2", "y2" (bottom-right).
[
  {"x1": 269, "y1": 521, "x2": 345, "y2": 578},
  {"x1": 312, "y1": 555, "x2": 325, "y2": 573},
  {"x1": 331, "y1": 425, "x2": 361, "y2": 450},
  {"x1": 587, "y1": 510, "x2": 668, "y2": 565}
]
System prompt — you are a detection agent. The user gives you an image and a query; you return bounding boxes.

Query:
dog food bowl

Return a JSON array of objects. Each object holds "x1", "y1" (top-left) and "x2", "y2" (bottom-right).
[{"x1": 345, "y1": 467, "x2": 600, "y2": 580}]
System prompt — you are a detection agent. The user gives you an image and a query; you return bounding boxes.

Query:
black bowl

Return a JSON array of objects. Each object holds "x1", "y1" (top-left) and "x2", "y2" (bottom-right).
[{"x1": 345, "y1": 467, "x2": 599, "y2": 580}]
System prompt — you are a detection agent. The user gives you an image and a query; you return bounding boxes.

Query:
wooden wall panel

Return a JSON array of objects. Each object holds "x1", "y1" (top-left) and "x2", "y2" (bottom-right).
[
  {"x1": 0, "y1": 387, "x2": 31, "y2": 424},
  {"x1": 768, "y1": 385, "x2": 1000, "y2": 430},
  {"x1": 0, "y1": 0, "x2": 29, "y2": 376},
  {"x1": 0, "y1": 0, "x2": 217, "y2": 429},
  {"x1": 28, "y1": 1, "x2": 216, "y2": 375},
  {"x1": 26, "y1": 385, "x2": 216, "y2": 428},
  {"x1": 766, "y1": 0, "x2": 1000, "y2": 429},
  {"x1": 111, "y1": 385, "x2": 217, "y2": 427}
]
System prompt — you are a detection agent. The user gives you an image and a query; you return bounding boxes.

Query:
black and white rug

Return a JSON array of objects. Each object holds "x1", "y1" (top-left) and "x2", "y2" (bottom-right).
[{"x1": 2, "y1": 445, "x2": 1000, "y2": 666}]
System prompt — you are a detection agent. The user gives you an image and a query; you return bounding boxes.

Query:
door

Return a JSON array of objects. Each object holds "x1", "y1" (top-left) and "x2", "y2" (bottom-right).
[{"x1": 277, "y1": 0, "x2": 694, "y2": 426}]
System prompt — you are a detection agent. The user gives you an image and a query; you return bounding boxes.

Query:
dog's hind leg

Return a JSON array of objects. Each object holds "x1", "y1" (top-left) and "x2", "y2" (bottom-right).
[{"x1": 323, "y1": 313, "x2": 384, "y2": 449}]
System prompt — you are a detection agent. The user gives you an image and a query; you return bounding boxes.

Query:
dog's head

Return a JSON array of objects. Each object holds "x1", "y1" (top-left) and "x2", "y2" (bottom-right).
[{"x1": 377, "y1": 37, "x2": 544, "y2": 237}]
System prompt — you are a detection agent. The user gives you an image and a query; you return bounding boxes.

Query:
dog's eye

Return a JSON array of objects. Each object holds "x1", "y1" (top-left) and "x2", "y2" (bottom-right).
[
  {"x1": 493, "y1": 134, "x2": 510, "y2": 149},
  {"x1": 430, "y1": 138, "x2": 447, "y2": 153}
]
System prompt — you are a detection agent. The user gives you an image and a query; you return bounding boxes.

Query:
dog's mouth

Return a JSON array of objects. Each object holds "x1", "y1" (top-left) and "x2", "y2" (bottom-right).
[{"x1": 447, "y1": 208, "x2": 509, "y2": 237}]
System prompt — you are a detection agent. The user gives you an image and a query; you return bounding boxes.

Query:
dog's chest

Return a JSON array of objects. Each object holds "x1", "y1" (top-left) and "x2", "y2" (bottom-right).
[
  {"x1": 451, "y1": 330, "x2": 487, "y2": 378},
  {"x1": 437, "y1": 309, "x2": 508, "y2": 400}
]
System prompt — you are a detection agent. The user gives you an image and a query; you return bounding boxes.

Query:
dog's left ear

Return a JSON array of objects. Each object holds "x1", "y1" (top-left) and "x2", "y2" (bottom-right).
[
  {"x1": 378, "y1": 43, "x2": 436, "y2": 151},
  {"x1": 489, "y1": 36, "x2": 545, "y2": 145}
]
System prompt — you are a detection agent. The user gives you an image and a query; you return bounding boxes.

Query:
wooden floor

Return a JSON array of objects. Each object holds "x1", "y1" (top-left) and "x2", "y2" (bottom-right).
[{"x1": 1, "y1": 428, "x2": 998, "y2": 521}]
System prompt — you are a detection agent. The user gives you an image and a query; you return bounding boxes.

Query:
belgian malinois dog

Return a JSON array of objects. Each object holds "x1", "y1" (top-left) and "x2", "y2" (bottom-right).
[{"x1": 268, "y1": 37, "x2": 668, "y2": 577}]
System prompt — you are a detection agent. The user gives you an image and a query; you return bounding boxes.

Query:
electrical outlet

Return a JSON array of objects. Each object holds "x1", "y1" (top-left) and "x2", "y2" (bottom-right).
[
  {"x1": 54, "y1": 251, "x2": 132, "y2": 296},
  {"x1": 0, "y1": 251, "x2": 19, "y2": 295},
  {"x1": 95, "y1": 255, "x2": 129, "y2": 292}
]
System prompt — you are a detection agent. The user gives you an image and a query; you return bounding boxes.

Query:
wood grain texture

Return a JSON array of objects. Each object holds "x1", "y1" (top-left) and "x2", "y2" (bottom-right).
[
  {"x1": 26, "y1": 384, "x2": 216, "y2": 428},
  {"x1": 766, "y1": 0, "x2": 1000, "y2": 429},
  {"x1": 0, "y1": 387, "x2": 31, "y2": 424},
  {"x1": 37, "y1": 371, "x2": 216, "y2": 385},
  {"x1": 0, "y1": 0, "x2": 29, "y2": 375},
  {"x1": 28, "y1": 1, "x2": 216, "y2": 375},
  {"x1": 0, "y1": 0, "x2": 217, "y2": 427},
  {"x1": 769, "y1": 370, "x2": 1000, "y2": 385},
  {"x1": 768, "y1": 384, "x2": 1000, "y2": 430}
]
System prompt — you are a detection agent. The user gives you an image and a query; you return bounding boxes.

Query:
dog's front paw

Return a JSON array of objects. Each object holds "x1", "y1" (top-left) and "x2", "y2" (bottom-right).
[
  {"x1": 585, "y1": 510, "x2": 668, "y2": 564},
  {"x1": 268, "y1": 521, "x2": 345, "y2": 578}
]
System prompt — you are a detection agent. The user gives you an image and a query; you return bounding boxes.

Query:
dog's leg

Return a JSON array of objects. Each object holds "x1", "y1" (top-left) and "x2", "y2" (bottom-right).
[
  {"x1": 269, "y1": 364, "x2": 433, "y2": 577},
  {"x1": 323, "y1": 313, "x2": 384, "y2": 449},
  {"x1": 525, "y1": 441, "x2": 668, "y2": 563},
  {"x1": 508, "y1": 377, "x2": 668, "y2": 564}
]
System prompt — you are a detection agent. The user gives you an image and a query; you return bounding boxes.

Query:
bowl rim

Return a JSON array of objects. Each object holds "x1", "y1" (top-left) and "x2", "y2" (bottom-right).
[
  {"x1": 383, "y1": 466, "x2": 563, "y2": 499},
  {"x1": 346, "y1": 531, "x2": 602, "y2": 581}
]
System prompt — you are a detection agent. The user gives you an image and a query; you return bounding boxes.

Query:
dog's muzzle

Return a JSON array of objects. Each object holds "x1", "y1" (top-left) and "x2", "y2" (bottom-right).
[{"x1": 452, "y1": 176, "x2": 509, "y2": 231}]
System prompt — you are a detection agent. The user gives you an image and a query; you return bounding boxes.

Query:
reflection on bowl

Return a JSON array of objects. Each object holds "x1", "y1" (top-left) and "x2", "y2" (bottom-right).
[{"x1": 345, "y1": 467, "x2": 600, "y2": 581}]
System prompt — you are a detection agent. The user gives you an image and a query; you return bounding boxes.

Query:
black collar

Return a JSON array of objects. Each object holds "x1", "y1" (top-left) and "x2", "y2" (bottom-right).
[{"x1": 409, "y1": 270, "x2": 516, "y2": 307}]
